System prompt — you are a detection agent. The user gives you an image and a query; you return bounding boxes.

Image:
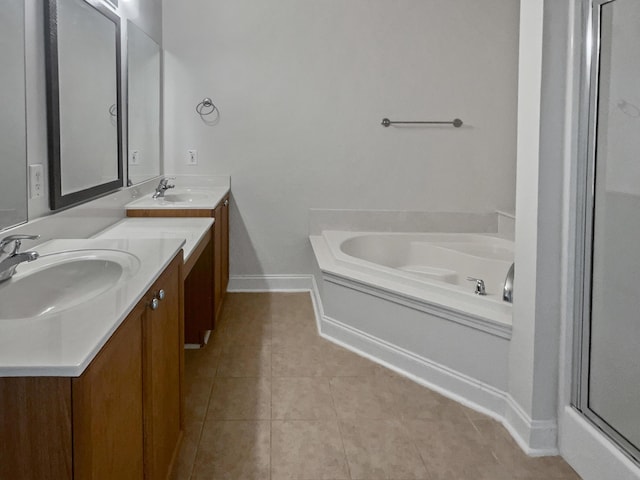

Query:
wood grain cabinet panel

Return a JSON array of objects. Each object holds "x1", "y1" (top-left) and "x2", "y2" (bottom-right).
[
  {"x1": 0, "y1": 377, "x2": 73, "y2": 480},
  {"x1": 72, "y1": 305, "x2": 144, "y2": 480},
  {"x1": 143, "y1": 255, "x2": 183, "y2": 479},
  {"x1": 0, "y1": 254, "x2": 184, "y2": 480}
]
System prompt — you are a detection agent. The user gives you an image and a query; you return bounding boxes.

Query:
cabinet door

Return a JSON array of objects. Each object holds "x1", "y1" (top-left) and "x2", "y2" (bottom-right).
[
  {"x1": 143, "y1": 257, "x2": 182, "y2": 479},
  {"x1": 72, "y1": 307, "x2": 144, "y2": 480},
  {"x1": 0, "y1": 377, "x2": 72, "y2": 480}
]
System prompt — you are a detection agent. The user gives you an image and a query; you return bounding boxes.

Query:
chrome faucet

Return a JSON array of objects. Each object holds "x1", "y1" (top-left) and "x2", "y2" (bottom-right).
[
  {"x1": 152, "y1": 177, "x2": 175, "y2": 199},
  {"x1": 0, "y1": 235, "x2": 40, "y2": 283},
  {"x1": 466, "y1": 277, "x2": 486, "y2": 296},
  {"x1": 503, "y1": 263, "x2": 514, "y2": 303}
]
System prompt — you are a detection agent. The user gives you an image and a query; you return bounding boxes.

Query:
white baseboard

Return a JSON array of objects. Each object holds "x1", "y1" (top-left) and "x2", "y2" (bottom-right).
[
  {"x1": 227, "y1": 274, "x2": 315, "y2": 292},
  {"x1": 504, "y1": 395, "x2": 558, "y2": 456}
]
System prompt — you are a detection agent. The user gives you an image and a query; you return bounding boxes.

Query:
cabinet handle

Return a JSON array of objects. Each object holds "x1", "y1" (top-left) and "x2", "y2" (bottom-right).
[
  {"x1": 223, "y1": 199, "x2": 229, "y2": 207},
  {"x1": 150, "y1": 298, "x2": 159, "y2": 310},
  {"x1": 158, "y1": 289, "x2": 165, "y2": 301}
]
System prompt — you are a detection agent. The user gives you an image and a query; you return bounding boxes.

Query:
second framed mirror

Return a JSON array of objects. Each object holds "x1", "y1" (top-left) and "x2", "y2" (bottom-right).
[{"x1": 127, "y1": 21, "x2": 161, "y2": 186}]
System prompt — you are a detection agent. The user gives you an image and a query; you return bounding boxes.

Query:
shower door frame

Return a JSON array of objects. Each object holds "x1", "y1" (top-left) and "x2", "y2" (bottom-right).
[{"x1": 572, "y1": 0, "x2": 640, "y2": 465}]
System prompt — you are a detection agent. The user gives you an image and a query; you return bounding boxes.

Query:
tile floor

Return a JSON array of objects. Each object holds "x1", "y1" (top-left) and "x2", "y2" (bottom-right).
[{"x1": 172, "y1": 292, "x2": 581, "y2": 480}]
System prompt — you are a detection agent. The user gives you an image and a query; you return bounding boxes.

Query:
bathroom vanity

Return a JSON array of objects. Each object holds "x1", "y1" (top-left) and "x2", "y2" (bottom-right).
[
  {"x1": 0, "y1": 239, "x2": 185, "y2": 480},
  {"x1": 127, "y1": 186, "x2": 230, "y2": 344},
  {"x1": 94, "y1": 216, "x2": 216, "y2": 345}
]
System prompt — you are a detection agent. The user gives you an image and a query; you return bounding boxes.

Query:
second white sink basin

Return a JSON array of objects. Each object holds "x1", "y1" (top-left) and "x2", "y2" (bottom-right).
[
  {"x1": 0, "y1": 249, "x2": 140, "y2": 320},
  {"x1": 163, "y1": 192, "x2": 209, "y2": 203}
]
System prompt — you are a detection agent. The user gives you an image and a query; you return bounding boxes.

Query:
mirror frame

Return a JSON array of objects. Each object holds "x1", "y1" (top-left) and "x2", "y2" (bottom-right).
[{"x1": 44, "y1": 0, "x2": 123, "y2": 210}]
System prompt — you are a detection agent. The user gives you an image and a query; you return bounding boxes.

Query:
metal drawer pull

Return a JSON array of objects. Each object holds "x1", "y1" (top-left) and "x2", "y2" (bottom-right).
[{"x1": 150, "y1": 298, "x2": 159, "y2": 310}]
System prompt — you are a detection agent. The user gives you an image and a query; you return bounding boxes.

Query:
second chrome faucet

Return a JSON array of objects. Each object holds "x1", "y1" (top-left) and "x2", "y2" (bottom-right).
[{"x1": 152, "y1": 177, "x2": 175, "y2": 199}]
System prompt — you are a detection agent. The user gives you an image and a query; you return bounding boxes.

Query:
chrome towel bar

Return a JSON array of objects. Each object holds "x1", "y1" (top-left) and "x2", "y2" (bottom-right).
[{"x1": 381, "y1": 118, "x2": 463, "y2": 128}]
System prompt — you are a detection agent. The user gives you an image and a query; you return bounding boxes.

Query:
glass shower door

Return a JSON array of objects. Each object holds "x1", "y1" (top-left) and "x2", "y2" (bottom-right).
[{"x1": 578, "y1": 0, "x2": 640, "y2": 462}]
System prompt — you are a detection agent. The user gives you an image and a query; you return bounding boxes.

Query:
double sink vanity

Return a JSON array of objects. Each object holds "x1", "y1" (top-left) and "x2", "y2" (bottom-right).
[{"x1": 0, "y1": 180, "x2": 230, "y2": 480}]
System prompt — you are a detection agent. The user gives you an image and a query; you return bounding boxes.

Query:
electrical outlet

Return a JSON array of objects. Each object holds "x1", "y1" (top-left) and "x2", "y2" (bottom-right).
[
  {"x1": 187, "y1": 149, "x2": 198, "y2": 165},
  {"x1": 29, "y1": 164, "x2": 44, "y2": 199},
  {"x1": 129, "y1": 149, "x2": 140, "y2": 165}
]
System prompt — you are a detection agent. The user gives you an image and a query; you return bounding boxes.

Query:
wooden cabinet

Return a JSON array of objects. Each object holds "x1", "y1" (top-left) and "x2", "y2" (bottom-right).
[
  {"x1": 72, "y1": 303, "x2": 144, "y2": 480},
  {"x1": 143, "y1": 257, "x2": 183, "y2": 479},
  {"x1": 128, "y1": 193, "x2": 230, "y2": 344},
  {"x1": 0, "y1": 254, "x2": 184, "y2": 480}
]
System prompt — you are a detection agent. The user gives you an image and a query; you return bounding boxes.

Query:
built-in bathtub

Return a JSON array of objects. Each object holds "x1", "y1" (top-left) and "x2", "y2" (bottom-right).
[{"x1": 310, "y1": 230, "x2": 515, "y2": 418}]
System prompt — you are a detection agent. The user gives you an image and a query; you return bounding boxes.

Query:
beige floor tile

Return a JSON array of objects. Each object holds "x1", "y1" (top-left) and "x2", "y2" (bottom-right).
[
  {"x1": 178, "y1": 293, "x2": 582, "y2": 480},
  {"x1": 214, "y1": 318, "x2": 272, "y2": 347},
  {"x1": 184, "y1": 376, "x2": 214, "y2": 424},
  {"x1": 191, "y1": 420, "x2": 270, "y2": 480},
  {"x1": 405, "y1": 418, "x2": 500, "y2": 480},
  {"x1": 272, "y1": 377, "x2": 337, "y2": 420},
  {"x1": 319, "y1": 342, "x2": 380, "y2": 377},
  {"x1": 271, "y1": 420, "x2": 349, "y2": 480},
  {"x1": 330, "y1": 376, "x2": 397, "y2": 419},
  {"x1": 216, "y1": 344, "x2": 271, "y2": 377},
  {"x1": 473, "y1": 419, "x2": 580, "y2": 479},
  {"x1": 272, "y1": 344, "x2": 327, "y2": 377},
  {"x1": 207, "y1": 377, "x2": 271, "y2": 420},
  {"x1": 271, "y1": 321, "x2": 324, "y2": 348},
  {"x1": 185, "y1": 345, "x2": 221, "y2": 380},
  {"x1": 383, "y1": 372, "x2": 468, "y2": 422},
  {"x1": 339, "y1": 418, "x2": 428, "y2": 479},
  {"x1": 170, "y1": 422, "x2": 203, "y2": 480},
  {"x1": 269, "y1": 293, "x2": 316, "y2": 324},
  {"x1": 220, "y1": 293, "x2": 274, "y2": 321}
]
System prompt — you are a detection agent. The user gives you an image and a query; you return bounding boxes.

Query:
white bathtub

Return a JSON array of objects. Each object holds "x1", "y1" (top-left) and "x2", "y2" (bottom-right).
[
  {"x1": 310, "y1": 229, "x2": 514, "y2": 416},
  {"x1": 311, "y1": 231, "x2": 514, "y2": 327}
]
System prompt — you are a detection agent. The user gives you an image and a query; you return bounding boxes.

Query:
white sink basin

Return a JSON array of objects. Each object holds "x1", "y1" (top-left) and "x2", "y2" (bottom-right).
[
  {"x1": 126, "y1": 186, "x2": 228, "y2": 210},
  {"x1": 163, "y1": 192, "x2": 209, "y2": 203},
  {"x1": 0, "y1": 249, "x2": 140, "y2": 320}
]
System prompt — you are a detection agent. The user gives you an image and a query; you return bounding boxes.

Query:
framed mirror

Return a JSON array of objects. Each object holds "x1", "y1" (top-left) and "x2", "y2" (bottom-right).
[
  {"x1": 45, "y1": 0, "x2": 122, "y2": 210},
  {"x1": 127, "y1": 21, "x2": 161, "y2": 185},
  {"x1": 0, "y1": 0, "x2": 27, "y2": 230}
]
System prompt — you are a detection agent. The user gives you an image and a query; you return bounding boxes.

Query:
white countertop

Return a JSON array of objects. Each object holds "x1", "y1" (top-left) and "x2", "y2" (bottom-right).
[
  {"x1": 0, "y1": 238, "x2": 184, "y2": 377},
  {"x1": 126, "y1": 186, "x2": 229, "y2": 210},
  {"x1": 93, "y1": 218, "x2": 214, "y2": 262}
]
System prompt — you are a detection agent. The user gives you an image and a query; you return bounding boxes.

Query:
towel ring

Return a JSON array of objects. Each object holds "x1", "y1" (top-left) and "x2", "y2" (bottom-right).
[{"x1": 196, "y1": 97, "x2": 219, "y2": 117}]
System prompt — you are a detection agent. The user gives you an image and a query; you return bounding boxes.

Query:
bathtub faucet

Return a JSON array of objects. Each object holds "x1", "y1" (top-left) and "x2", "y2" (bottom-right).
[
  {"x1": 503, "y1": 263, "x2": 514, "y2": 303},
  {"x1": 466, "y1": 277, "x2": 486, "y2": 296}
]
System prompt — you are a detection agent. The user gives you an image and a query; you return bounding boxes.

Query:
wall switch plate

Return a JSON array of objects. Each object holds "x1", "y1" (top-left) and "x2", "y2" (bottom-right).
[
  {"x1": 29, "y1": 164, "x2": 44, "y2": 199},
  {"x1": 129, "y1": 149, "x2": 140, "y2": 165},
  {"x1": 187, "y1": 149, "x2": 198, "y2": 165}
]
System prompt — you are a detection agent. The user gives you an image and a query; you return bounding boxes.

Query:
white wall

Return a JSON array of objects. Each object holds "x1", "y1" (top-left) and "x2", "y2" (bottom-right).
[{"x1": 163, "y1": 0, "x2": 520, "y2": 276}]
